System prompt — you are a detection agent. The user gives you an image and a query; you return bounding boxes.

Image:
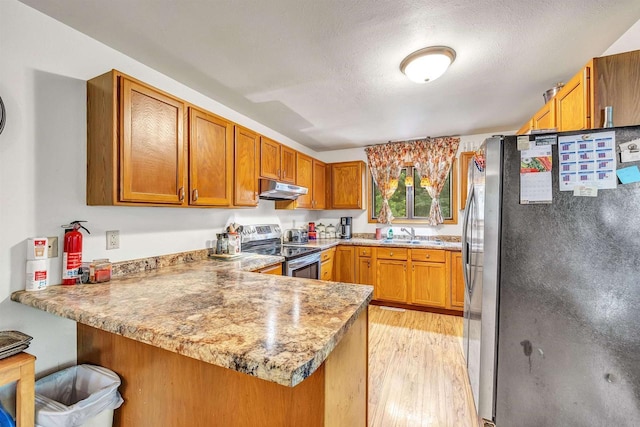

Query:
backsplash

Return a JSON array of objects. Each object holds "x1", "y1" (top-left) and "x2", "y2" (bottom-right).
[{"x1": 111, "y1": 249, "x2": 209, "y2": 278}]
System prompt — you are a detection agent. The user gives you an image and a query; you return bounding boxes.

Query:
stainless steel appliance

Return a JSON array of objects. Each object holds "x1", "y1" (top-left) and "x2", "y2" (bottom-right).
[
  {"x1": 241, "y1": 224, "x2": 321, "y2": 279},
  {"x1": 338, "y1": 216, "x2": 352, "y2": 239},
  {"x1": 462, "y1": 127, "x2": 640, "y2": 426},
  {"x1": 258, "y1": 178, "x2": 308, "y2": 201},
  {"x1": 283, "y1": 228, "x2": 309, "y2": 244}
]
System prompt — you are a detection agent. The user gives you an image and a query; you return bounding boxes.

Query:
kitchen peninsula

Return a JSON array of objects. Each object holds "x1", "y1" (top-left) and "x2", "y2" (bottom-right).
[{"x1": 12, "y1": 255, "x2": 372, "y2": 426}]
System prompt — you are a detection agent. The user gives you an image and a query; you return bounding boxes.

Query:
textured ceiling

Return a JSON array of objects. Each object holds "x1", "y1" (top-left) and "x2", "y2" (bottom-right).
[{"x1": 19, "y1": 0, "x2": 640, "y2": 151}]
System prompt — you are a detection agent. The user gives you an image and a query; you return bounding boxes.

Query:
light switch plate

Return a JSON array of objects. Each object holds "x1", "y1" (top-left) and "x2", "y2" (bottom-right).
[{"x1": 47, "y1": 236, "x2": 58, "y2": 258}]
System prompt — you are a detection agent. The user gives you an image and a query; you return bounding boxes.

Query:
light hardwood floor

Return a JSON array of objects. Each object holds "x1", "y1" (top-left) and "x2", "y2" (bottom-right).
[{"x1": 368, "y1": 305, "x2": 478, "y2": 427}]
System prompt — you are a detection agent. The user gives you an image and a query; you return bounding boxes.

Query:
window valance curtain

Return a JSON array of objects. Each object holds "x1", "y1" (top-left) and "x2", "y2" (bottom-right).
[
  {"x1": 365, "y1": 136, "x2": 460, "y2": 225},
  {"x1": 364, "y1": 142, "x2": 411, "y2": 224},
  {"x1": 412, "y1": 137, "x2": 460, "y2": 225}
]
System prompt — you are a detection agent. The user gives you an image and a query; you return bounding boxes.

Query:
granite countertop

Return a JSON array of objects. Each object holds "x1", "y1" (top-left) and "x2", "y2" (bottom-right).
[
  {"x1": 12, "y1": 254, "x2": 372, "y2": 387},
  {"x1": 287, "y1": 238, "x2": 462, "y2": 251}
]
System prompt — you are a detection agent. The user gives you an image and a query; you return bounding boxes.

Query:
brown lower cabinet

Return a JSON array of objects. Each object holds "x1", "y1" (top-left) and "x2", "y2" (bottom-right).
[
  {"x1": 356, "y1": 247, "x2": 375, "y2": 287},
  {"x1": 256, "y1": 263, "x2": 283, "y2": 275},
  {"x1": 78, "y1": 311, "x2": 368, "y2": 426},
  {"x1": 410, "y1": 261, "x2": 447, "y2": 308},
  {"x1": 320, "y1": 247, "x2": 336, "y2": 281},
  {"x1": 328, "y1": 245, "x2": 462, "y2": 312},
  {"x1": 375, "y1": 258, "x2": 408, "y2": 303},
  {"x1": 335, "y1": 246, "x2": 356, "y2": 283},
  {"x1": 450, "y1": 252, "x2": 465, "y2": 309}
]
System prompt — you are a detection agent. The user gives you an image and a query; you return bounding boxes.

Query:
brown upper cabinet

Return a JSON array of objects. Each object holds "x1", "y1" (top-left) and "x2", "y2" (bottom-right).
[
  {"x1": 88, "y1": 70, "x2": 236, "y2": 208},
  {"x1": 517, "y1": 120, "x2": 533, "y2": 136},
  {"x1": 280, "y1": 145, "x2": 296, "y2": 184},
  {"x1": 259, "y1": 137, "x2": 297, "y2": 184},
  {"x1": 312, "y1": 160, "x2": 327, "y2": 209},
  {"x1": 294, "y1": 152, "x2": 314, "y2": 208},
  {"x1": 517, "y1": 50, "x2": 640, "y2": 134},
  {"x1": 275, "y1": 153, "x2": 326, "y2": 210},
  {"x1": 259, "y1": 136, "x2": 281, "y2": 180},
  {"x1": 188, "y1": 107, "x2": 234, "y2": 206},
  {"x1": 555, "y1": 65, "x2": 590, "y2": 131},
  {"x1": 592, "y1": 50, "x2": 640, "y2": 128},
  {"x1": 234, "y1": 126, "x2": 260, "y2": 207},
  {"x1": 330, "y1": 161, "x2": 365, "y2": 209},
  {"x1": 532, "y1": 99, "x2": 556, "y2": 131},
  {"x1": 87, "y1": 70, "x2": 187, "y2": 206}
]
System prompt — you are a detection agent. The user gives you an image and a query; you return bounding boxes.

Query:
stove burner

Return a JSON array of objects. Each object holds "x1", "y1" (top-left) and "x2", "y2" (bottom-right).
[{"x1": 244, "y1": 244, "x2": 320, "y2": 261}]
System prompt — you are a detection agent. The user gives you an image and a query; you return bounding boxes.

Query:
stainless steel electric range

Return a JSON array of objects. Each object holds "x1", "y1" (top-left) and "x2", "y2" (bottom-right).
[{"x1": 241, "y1": 224, "x2": 321, "y2": 278}]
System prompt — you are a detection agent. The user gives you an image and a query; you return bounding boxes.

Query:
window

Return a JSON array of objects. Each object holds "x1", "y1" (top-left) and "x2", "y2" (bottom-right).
[{"x1": 368, "y1": 162, "x2": 457, "y2": 224}]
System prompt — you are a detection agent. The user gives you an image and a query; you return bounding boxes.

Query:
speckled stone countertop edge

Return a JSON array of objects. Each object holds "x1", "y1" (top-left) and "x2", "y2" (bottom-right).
[
  {"x1": 12, "y1": 260, "x2": 372, "y2": 387},
  {"x1": 14, "y1": 282, "x2": 372, "y2": 387}
]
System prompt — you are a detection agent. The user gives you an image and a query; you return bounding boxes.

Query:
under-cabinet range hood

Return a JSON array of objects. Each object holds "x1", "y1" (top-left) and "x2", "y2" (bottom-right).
[{"x1": 258, "y1": 179, "x2": 308, "y2": 201}]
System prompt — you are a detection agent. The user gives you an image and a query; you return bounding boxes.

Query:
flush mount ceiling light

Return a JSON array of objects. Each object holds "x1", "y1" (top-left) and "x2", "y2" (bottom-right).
[{"x1": 400, "y1": 46, "x2": 456, "y2": 83}]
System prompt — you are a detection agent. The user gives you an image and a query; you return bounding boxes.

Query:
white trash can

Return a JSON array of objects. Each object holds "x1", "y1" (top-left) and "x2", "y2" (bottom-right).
[{"x1": 34, "y1": 365, "x2": 123, "y2": 427}]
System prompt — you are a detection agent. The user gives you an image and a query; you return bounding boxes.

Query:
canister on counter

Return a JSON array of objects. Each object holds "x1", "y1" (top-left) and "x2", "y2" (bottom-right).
[{"x1": 216, "y1": 233, "x2": 229, "y2": 254}]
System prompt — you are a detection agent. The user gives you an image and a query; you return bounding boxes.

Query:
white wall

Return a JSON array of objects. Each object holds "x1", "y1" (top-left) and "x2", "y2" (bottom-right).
[
  {"x1": 316, "y1": 132, "x2": 507, "y2": 237},
  {"x1": 602, "y1": 18, "x2": 640, "y2": 55},
  {"x1": 0, "y1": 0, "x2": 316, "y2": 389}
]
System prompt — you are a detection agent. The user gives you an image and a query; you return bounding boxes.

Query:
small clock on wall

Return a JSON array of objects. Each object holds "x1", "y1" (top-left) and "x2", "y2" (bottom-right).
[{"x1": 0, "y1": 96, "x2": 5, "y2": 135}]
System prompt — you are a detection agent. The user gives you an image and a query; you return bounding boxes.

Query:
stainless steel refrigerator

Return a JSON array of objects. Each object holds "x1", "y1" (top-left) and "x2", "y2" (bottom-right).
[{"x1": 462, "y1": 127, "x2": 640, "y2": 426}]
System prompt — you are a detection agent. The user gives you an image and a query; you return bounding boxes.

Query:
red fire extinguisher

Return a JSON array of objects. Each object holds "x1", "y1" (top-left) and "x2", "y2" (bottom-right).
[{"x1": 61, "y1": 221, "x2": 90, "y2": 285}]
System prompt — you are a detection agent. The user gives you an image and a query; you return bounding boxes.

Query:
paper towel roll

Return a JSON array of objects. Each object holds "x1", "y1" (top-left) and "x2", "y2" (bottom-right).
[
  {"x1": 27, "y1": 237, "x2": 48, "y2": 260},
  {"x1": 26, "y1": 259, "x2": 48, "y2": 291}
]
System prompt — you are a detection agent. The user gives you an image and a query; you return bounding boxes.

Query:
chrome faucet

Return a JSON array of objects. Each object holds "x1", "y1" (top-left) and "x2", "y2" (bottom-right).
[{"x1": 400, "y1": 227, "x2": 416, "y2": 241}]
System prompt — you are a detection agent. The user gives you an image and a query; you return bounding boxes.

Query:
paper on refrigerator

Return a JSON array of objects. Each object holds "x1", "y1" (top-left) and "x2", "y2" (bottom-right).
[
  {"x1": 520, "y1": 145, "x2": 553, "y2": 204},
  {"x1": 558, "y1": 131, "x2": 617, "y2": 191}
]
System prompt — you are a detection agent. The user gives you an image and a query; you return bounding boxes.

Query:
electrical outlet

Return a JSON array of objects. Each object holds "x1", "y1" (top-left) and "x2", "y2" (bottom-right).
[
  {"x1": 106, "y1": 230, "x2": 119, "y2": 250},
  {"x1": 47, "y1": 236, "x2": 58, "y2": 258}
]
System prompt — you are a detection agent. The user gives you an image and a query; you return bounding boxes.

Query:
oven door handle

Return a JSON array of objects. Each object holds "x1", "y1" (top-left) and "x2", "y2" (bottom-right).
[{"x1": 286, "y1": 253, "x2": 321, "y2": 270}]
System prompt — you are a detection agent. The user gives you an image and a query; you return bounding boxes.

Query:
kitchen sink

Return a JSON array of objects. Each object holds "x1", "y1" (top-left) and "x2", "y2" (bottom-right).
[{"x1": 381, "y1": 239, "x2": 443, "y2": 245}]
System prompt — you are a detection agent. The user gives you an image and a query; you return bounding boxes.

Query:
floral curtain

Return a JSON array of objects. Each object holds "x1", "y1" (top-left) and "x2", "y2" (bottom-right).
[
  {"x1": 413, "y1": 137, "x2": 460, "y2": 225},
  {"x1": 365, "y1": 142, "x2": 410, "y2": 224}
]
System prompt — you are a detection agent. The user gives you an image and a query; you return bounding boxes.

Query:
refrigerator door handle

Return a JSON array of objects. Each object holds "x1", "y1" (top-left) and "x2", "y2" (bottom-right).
[{"x1": 462, "y1": 183, "x2": 474, "y2": 294}]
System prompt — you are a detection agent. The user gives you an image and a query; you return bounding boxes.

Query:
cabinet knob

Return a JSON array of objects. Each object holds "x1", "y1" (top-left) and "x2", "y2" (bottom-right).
[
  {"x1": 367, "y1": 260, "x2": 370, "y2": 268},
  {"x1": 277, "y1": 168, "x2": 281, "y2": 178},
  {"x1": 390, "y1": 252, "x2": 394, "y2": 256},
  {"x1": 283, "y1": 170, "x2": 287, "y2": 178},
  {"x1": 178, "y1": 187, "x2": 185, "y2": 201},
  {"x1": 425, "y1": 254, "x2": 430, "y2": 258},
  {"x1": 412, "y1": 264, "x2": 415, "y2": 271},
  {"x1": 193, "y1": 189, "x2": 199, "y2": 202}
]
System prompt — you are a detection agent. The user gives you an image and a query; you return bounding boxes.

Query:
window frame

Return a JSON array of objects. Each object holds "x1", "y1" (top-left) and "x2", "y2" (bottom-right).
[{"x1": 367, "y1": 160, "x2": 458, "y2": 225}]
